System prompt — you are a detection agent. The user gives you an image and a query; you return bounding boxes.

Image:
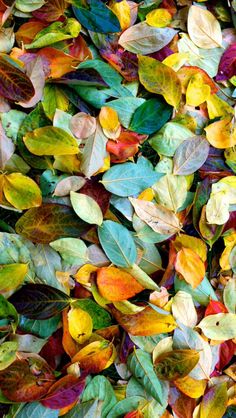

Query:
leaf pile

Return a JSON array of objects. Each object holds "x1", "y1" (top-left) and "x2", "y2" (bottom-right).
[{"x1": 0, "y1": 0, "x2": 236, "y2": 417}]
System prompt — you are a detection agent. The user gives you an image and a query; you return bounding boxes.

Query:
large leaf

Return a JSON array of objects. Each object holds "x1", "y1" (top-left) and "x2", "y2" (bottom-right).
[
  {"x1": 15, "y1": 204, "x2": 88, "y2": 244},
  {"x1": 3, "y1": 173, "x2": 42, "y2": 210},
  {"x1": 41, "y1": 374, "x2": 87, "y2": 409},
  {"x1": 138, "y1": 55, "x2": 182, "y2": 109},
  {"x1": 70, "y1": 191, "x2": 103, "y2": 225},
  {"x1": 199, "y1": 383, "x2": 227, "y2": 418},
  {"x1": 173, "y1": 136, "x2": 210, "y2": 175},
  {"x1": 98, "y1": 220, "x2": 137, "y2": 268},
  {"x1": 188, "y1": 5, "x2": 222, "y2": 49},
  {"x1": 154, "y1": 349, "x2": 200, "y2": 381},
  {"x1": 9, "y1": 284, "x2": 70, "y2": 319},
  {"x1": 127, "y1": 349, "x2": 163, "y2": 403},
  {"x1": 129, "y1": 98, "x2": 172, "y2": 135},
  {"x1": 130, "y1": 198, "x2": 182, "y2": 235},
  {"x1": 198, "y1": 313, "x2": 236, "y2": 340},
  {"x1": 101, "y1": 158, "x2": 161, "y2": 197},
  {"x1": 73, "y1": 0, "x2": 121, "y2": 34},
  {"x1": 17, "y1": 402, "x2": 59, "y2": 418},
  {"x1": 175, "y1": 248, "x2": 205, "y2": 288},
  {"x1": 23, "y1": 126, "x2": 79, "y2": 156},
  {"x1": 0, "y1": 55, "x2": 34, "y2": 102},
  {"x1": 119, "y1": 22, "x2": 177, "y2": 54},
  {"x1": 82, "y1": 376, "x2": 117, "y2": 418},
  {"x1": 152, "y1": 174, "x2": 188, "y2": 213}
]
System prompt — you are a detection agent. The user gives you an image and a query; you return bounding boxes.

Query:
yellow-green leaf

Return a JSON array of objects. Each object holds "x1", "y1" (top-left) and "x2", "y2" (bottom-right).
[
  {"x1": 23, "y1": 126, "x2": 79, "y2": 156},
  {"x1": 70, "y1": 192, "x2": 103, "y2": 226},
  {"x1": 154, "y1": 349, "x2": 200, "y2": 381},
  {"x1": 3, "y1": 173, "x2": 42, "y2": 210},
  {"x1": 146, "y1": 8, "x2": 172, "y2": 28},
  {"x1": 199, "y1": 382, "x2": 227, "y2": 418},
  {"x1": 0, "y1": 264, "x2": 28, "y2": 293},
  {"x1": 138, "y1": 55, "x2": 182, "y2": 109}
]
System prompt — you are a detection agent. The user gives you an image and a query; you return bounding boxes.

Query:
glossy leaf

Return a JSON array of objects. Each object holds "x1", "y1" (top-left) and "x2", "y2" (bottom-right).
[
  {"x1": 3, "y1": 173, "x2": 42, "y2": 210},
  {"x1": 68, "y1": 307, "x2": 93, "y2": 343},
  {"x1": 129, "y1": 98, "x2": 172, "y2": 135},
  {"x1": 154, "y1": 349, "x2": 200, "y2": 381}
]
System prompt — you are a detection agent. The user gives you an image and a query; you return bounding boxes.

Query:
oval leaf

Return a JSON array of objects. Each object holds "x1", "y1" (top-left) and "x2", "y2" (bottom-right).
[
  {"x1": 173, "y1": 136, "x2": 210, "y2": 175},
  {"x1": 154, "y1": 349, "x2": 200, "y2": 381},
  {"x1": 70, "y1": 191, "x2": 103, "y2": 226}
]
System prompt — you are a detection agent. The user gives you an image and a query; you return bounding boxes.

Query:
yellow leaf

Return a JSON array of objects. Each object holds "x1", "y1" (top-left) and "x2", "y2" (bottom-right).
[
  {"x1": 199, "y1": 382, "x2": 227, "y2": 418},
  {"x1": 205, "y1": 118, "x2": 236, "y2": 149},
  {"x1": 146, "y1": 8, "x2": 172, "y2": 28},
  {"x1": 68, "y1": 307, "x2": 93, "y2": 344},
  {"x1": 220, "y1": 232, "x2": 236, "y2": 270},
  {"x1": 186, "y1": 73, "x2": 211, "y2": 106},
  {"x1": 175, "y1": 247, "x2": 205, "y2": 288},
  {"x1": 74, "y1": 264, "x2": 98, "y2": 286},
  {"x1": 99, "y1": 107, "x2": 120, "y2": 132},
  {"x1": 174, "y1": 375, "x2": 207, "y2": 399},
  {"x1": 95, "y1": 155, "x2": 110, "y2": 175},
  {"x1": 3, "y1": 173, "x2": 42, "y2": 210},
  {"x1": 0, "y1": 263, "x2": 28, "y2": 293},
  {"x1": 110, "y1": 0, "x2": 131, "y2": 30},
  {"x1": 174, "y1": 234, "x2": 207, "y2": 261},
  {"x1": 53, "y1": 155, "x2": 80, "y2": 173},
  {"x1": 206, "y1": 94, "x2": 234, "y2": 119},
  {"x1": 138, "y1": 188, "x2": 155, "y2": 201},
  {"x1": 163, "y1": 52, "x2": 189, "y2": 71},
  {"x1": 138, "y1": 55, "x2": 182, "y2": 109}
]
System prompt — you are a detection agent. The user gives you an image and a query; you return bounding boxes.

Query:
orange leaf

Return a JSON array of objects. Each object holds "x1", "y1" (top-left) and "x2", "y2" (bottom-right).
[
  {"x1": 37, "y1": 47, "x2": 80, "y2": 78},
  {"x1": 15, "y1": 21, "x2": 47, "y2": 44},
  {"x1": 204, "y1": 117, "x2": 236, "y2": 149},
  {"x1": 177, "y1": 66, "x2": 218, "y2": 95},
  {"x1": 62, "y1": 309, "x2": 78, "y2": 359},
  {"x1": 72, "y1": 340, "x2": 116, "y2": 373},
  {"x1": 175, "y1": 247, "x2": 205, "y2": 288},
  {"x1": 96, "y1": 266, "x2": 144, "y2": 301},
  {"x1": 110, "y1": 305, "x2": 176, "y2": 336},
  {"x1": 106, "y1": 131, "x2": 146, "y2": 162}
]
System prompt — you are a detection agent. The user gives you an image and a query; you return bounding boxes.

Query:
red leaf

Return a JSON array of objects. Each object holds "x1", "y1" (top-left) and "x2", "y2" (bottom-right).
[
  {"x1": 101, "y1": 45, "x2": 138, "y2": 82},
  {"x1": 39, "y1": 329, "x2": 65, "y2": 369},
  {"x1": 205, "y1": 300, "x2": 228, "y2": 316},
  {"x1": 216, "y1": 43, "x2": 236, "y2": 81},
  {"x1": 106, "y1": 131, "x2": 146, "y2": 163},
  {"x1": 32, "y1": 0, "x2": 69, "y2": 22},
  {"x1": 215, "y1": 340, "x2": 236, "y2": 371},
  {"x1": 0, "y1": 56, "x2": 35, "y2": 102},
  {"x1": 79, "y1": 177, "x2": 111, "y2": 215}
]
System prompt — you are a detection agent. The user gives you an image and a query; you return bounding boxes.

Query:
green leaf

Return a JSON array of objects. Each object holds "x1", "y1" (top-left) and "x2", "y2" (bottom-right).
[
  {"x1": 73, "y1": 0, "x2": 121, "y2": 34},
  {"x1": 149, "y1": 122, "x2": 193, "y2": 157},
  {"x1": 71, "y1": 299, "x2": 112, "y2": 329},
  {"x1": 0, "y1": 263, "x2": 28, "y2": 293},
  {"x1": 127, "y1": 349, "x2": 163, "y2": 403},
  {"x1": 101, "y1": 158, "x2": 161, "y2": 197},
  {"x1": 98, "y1": 220, "x2": 137, "y2": 268},
  {"x1": 15, "y1": 0, "x2": 45, "y2": 13},
  {"x1": 129, "y1": 98, "x2": 172, "y2": 135},
  {"x1": 0, "y1": 342, "x2": 18, "y2": 371},
  {"x1": 82, "y1": 376, "x2": 117, "y2": 418},
  {"x1": 50, "y1": 238, "x2": 89, "y2": 266},
  {"x1": 70, "y1": 192, "x2": 103, "y2": 225},
  {"x1": 19, "y1": 315, "x2": 60, "y2": 338},
  {"x1": 198, "y1": 313, "x2": 236, "y2": 340},
  {"x1": 200, "y1": 383, "x2": 227, "y2": 418},
  {"x1": 8, "y1": 284, "x2": 70, "y2": 319},
  {"x1": 129, "y1": 334, "x2": 166, "y2": 353},
  {"x1": 104, "y1": 97, "x2": 146, "y2": 128},
  {"x1": 153, "y1": 174, "x2": 188, "y2": 213},
  {"x1": 154, "y1": 349, "x2": 200, "y2": 381},
  {"x1": 16, "y1": 402, "x2": 59, "y2": 418},
  {"x1": 1, "y1": 110, "x2": 26, "y2": 141},
  {"x1": 0, "y1": 294, "x2": 18, "y2": 334},
  {"x1": 63, "y1": 400, "x2": 101, "y2": 418},
  {"x1": 23, "y1": 126, "x2": 79, "y2": 156},
  {"x1": 119, "y1": 22, "x2": 177, "y2": 54},
  {"x1": 107, "y1": 396, "x2": 145, "y2": 418},
  {"x1": 173, "y1": 136, "x2": 210, "y2": 175},
  {"x1": 223, "y1": 278, "x2": 236, "y2": 313},
  {"x1": 31, "y1": 244, "x2": 64, "y2": 291},
  {"x1": 174, "y1": 275, "x2": 217, "y2": 306}
]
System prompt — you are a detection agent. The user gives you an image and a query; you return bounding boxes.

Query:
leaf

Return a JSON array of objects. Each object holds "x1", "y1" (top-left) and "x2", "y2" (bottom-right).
[
  {"x1": 16, "y1": 402, "x2": 59, "y2": 418},
  {"x1": 154, "y1": 349, "x2": 200, "y2": 381},
  {"x1": 19, "y1": 315, "x2": 60, "y2": 339},
  {"x1": 107, "y1": 397, "x2": 145, "y2": 418},
  {"x1": 216, "y1": 43, "x2": 236, "y2": 81},
  {"x1": 18, "y1": 57, "x2": 45, "y2": 109},
  {"x1": 110, "y1": 305, "x2": 176, "y2": 336},
  {"x1": 101, "y1": 159, "x2": 160, "y2": 197},
  {"x1": 98, "y1": 220, "x2": 137, "y2": 268},
  {"x1": 8, "y1": 284, "x2": 70, "y2": 319},
  {"x1": 104, "y1": 97, "x2": 145, "y2": 128},
  {"x1": 96, "y1": 266, "x2": 144, "y2": 301},
  {"x1": 119, "y1": 21, "x2": 177, "y2": 54},
  {"x1": 186, "y1": 73, "x2": 211, "y2": 107},
  {"x1": 174, "y1": 375, "x2": 207, "y2": 399},
  {"x1": 0, "y1": 55, "x2": 34, "y2": 102},
  {"x1": 15, "y1": 204, "x2": 88, "y2": 244},
  {"x1": 50, "y1": 237, "x2": 88, "y2": 266},
  {"x1": 129, "y1": 198, "x2": 182, "y2": 235},
  {"x1": 187, "y1": 5, "x2": 222, "y2": 49},
  {"x1": 0, "y1": 356, "x2": 55, "y2": 402},
  {"x1": 80, "y1": 122, "x2": 108, "y2": 178},
  {"x1": 82, "y1": 375, "x2": 117, "y2": 418},
  {"x1": 72, "y1": 298, "x2": 112, "y2": 329},
  {"x1": 70, "y1": 192, "x2": 103, "y2": 226},
  {"x1": 68, "y1": 307, "x2": 93, "y2": 344},
  {"x1": 15, "y1": 0, "x2": 45, "y2": 12},
  {"x1": 223, "y1": 278, "x2": 236, "y2": 314},
  {"x1": 149, "y1": 122, "x2": 193, "y2": 157},
  {"x1": 53, "y1": 176, "x2": 86, "y2": 197},
  {"x1": 3, "y1": 173, "x2": 42, "y2": 210},
  {"x1": 146, "y1": 8, "x2": 172, "y2": 27},
  {"x1": 174, "y1": 275, "x2": 217, "y2": 307},
  {"x1": 70, "y1": 112, "x2": 96, "y2": 139},
  {"x1": 129, "y1": 98, "x2": 172, "y2": 135},
  {"x1": 199, "y1": 383, "x2": 227, "y2": 418},
  {"x1": 138, "y1": 55, "x2": 182, "y2": 109},
  {"x1": 198, "y1": 313, "x2": 236, "y2": 340},
  {"x1": 72, "y1": 340, "x2": 115, "y2": 373},
  {"x1": 125, "y1": 263, "x2": 160, "y2": 291},
  {"x1": 32, "y1": 0, "x2": 69, "y2": 22},
  {"x1": 0, "y1": 263, "x2": 28, "y2": 293},
  {"x1": 23, "y1": 126, "x2": 79, "y2": 156},
  {"x1": 73, "y1": 0, "x2": 121, "y2": 34},
  {"x1": 10, "y1": 333, "x2": 46, "y2": 354},
  {"x1": 204, "y1": 118, "x2": 236, "y2": 149},
  {"x1": 171, "y1": 291, "x2": 198, "y2": 328},
  {"x1": 173, "y1": 136, "x2": 210, "y2": 175},
  {"x1": 41, "y1": 373, "x2": 87, "y2": 409},
  {"x1": 152, "y1": 174, "x2": 188, "y2": 213},
  {"x1": 0, "y1": 342, "x2": 18, "y2": 371},
  {"x1": 0, "y1": 121, "x2": 14, "y2": 170},
  {"x1": 175, "y1": 248, "x2": 205, "y2": 288},
  {"x1": 127, "y1": 349, "x2": 163, "y2": 403}
]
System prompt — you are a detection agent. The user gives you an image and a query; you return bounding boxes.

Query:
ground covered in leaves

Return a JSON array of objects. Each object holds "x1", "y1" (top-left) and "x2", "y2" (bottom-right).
[{"x1": 0, "y1": 0, "x2": 236, "y2": 417}]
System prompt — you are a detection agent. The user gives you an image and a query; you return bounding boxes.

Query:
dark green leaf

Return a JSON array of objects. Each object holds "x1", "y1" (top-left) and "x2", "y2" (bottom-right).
[
  {"x1": 73, "y1": 0, "x2": 121, "y2": 33},
  {"x1": 129, "y1": 98, "x2": 172, "y2": 135}
]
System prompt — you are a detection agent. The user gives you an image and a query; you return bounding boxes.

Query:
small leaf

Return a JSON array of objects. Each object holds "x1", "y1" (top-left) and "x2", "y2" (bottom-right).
[
  {"x1": 119, "y1": 22, "x2": 177, "y2": 54},
  {"x1": 0, "y1": 263, "x2": 28, "y2": 293},
  {"x1": 199, "y1": 383, "x2": 227, "y2": 418},
  {"x1": 130, "y1": 198, "x2": 182, "y2": 235},
  {"x1": 175, "y1": 248, "x2": 205, "y2": 288},
  {"x1": 223, "y1": 278, "x2": 236, "y2": 314},
  {"x1": 23, "y1": 126, "x2": 79, "y2": 156},
  {"x1": 96, "y1": 266, "x2": 144, "y2": 301},
  {"x1": 129, "y1": 98, "x2": 172, "y2": 135},
  {"x1": 70, "y1": 191, "x2": 103, "y2": 226},
  {"x1": 138, "y1": 55, "x2": 182, "y2": 109},
  {"x1": 0, "y1": 342, "x2": 18, "y2": 371},
  {"x1": 204, "y1": 118, "x2": 236, "y2": 149},
  {"x1": 0, "y1": 55, "x2": 34, "y2": 102},
  {"x1": 173, "y1": 136, "x2": 210, "y2": 175},
  {"x1": 8, "y1": 284, "x2": 70, "y2": 319},
  {"x1": 98, "y1": 220, "x2": 137, "y2": 268},
  {"x1": 0, "y1": 121, "x2": 14, "y2": 170},
  {"x1": 50, "y1": 237, "x2": 88, "y2": 266},
  {"x1": 3, "y1": 173, "x2": 42, "y2": 210},
  {"x1": 127, "y1": 349, "x2": 163, "y2": 403},
  {"x1": 172, "y1": 291, "x2": 198, "y2": 328},
  {"x1": 198, "y1": 313, "x2": 236, "y2": 340},
  {"x1": 68, "y1": 307, "x2": 93, "y2": 344},
  {"x1": 70, "y1": 112, "x2": 96, "y2": 139},
  {"x1": 146, "y1": 8, "x2": 172, "y2": 28},
  {"x1": 154, "y1": 349, "x2": 200, "y2": 381},
  {"x1": 187, "y1": 5, "x2": 222, "y2": 49}
]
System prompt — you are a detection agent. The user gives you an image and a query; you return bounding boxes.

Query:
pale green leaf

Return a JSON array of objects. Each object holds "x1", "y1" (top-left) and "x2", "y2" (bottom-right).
[{"x1": 70, "y1": 192, "x2": 103, "y2": 226}]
